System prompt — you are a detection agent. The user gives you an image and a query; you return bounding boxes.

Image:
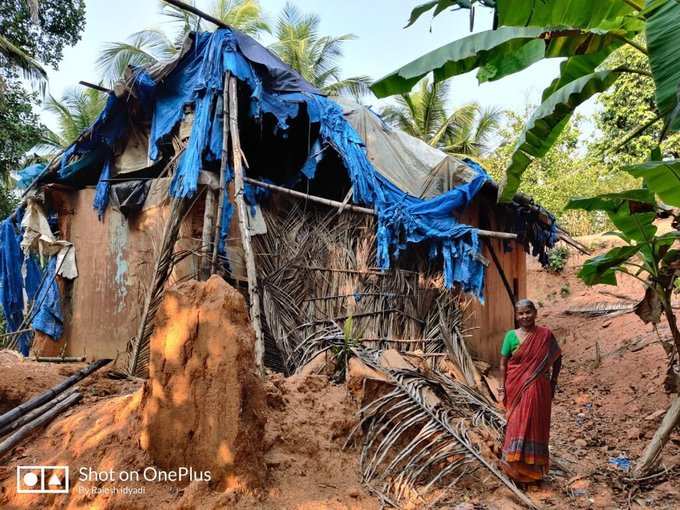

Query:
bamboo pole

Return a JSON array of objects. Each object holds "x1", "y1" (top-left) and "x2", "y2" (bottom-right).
[
  {"x1": 0, "y1": 392, "x2": 82, "y2": 458},
  {"x1": 162, "y1": 0, "x2": 229, "y2": 28},
  {"x1": 228, "y1": 76, "x2": 265, "y2": 372},
  {"x1": 0, "y1": 359, "x2": 109, "y2": 429},
  {"x1": 244, "y1": 177, "x2": 518, "y2": 240},
  {"x1": 200, "y1": 187, "x2": 216, "y2": 280},
  {"x1": 0, "y1": 387, "x2": 79, "y2": 437},
  {"x1": 211, "y1": 72, "x2": 231, "y2": 274}
]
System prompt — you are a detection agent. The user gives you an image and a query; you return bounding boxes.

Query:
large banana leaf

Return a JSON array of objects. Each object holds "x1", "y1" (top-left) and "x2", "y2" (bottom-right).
[
  {"x1": 566, "y1": 189, "x2": 657, "y2": 243},
  {"x1": 406, "y1": 0, "x2": 496, "y2": 27},
  {"x1": 496, "y1": 0, "x2": 634, "y2": 29},
  {"x1": 578, "y1": 245, "x2": 642, "y2": 285},
  {"x1": 499, "y1": 70, "x2": 621, "y2": 201},
  {"x1": 625, "y1": 159, "x2": 680, "y2": 207},
  {"x1": 372, "y1": 26, "x2": 543, "y2": 97},
  {"x1": 541, "y1": 45, "x2": 621, "y2": 101},
  {"x1": 645, "y1": 0, "x2": 680, "y2": 130},
  {"x1": 372, "y1": 27, "x2": 620, "y2": 97}
]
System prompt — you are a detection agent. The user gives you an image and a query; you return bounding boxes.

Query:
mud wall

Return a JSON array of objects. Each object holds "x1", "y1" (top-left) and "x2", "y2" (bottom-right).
[{"x1": 48, "y1": 181, "x2": 201, "y2": 363}]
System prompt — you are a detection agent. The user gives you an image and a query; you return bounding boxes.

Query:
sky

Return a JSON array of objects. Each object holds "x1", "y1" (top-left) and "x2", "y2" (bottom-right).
[{"x1": 42, "y1": 0, "x2": 595, "y2": 133}]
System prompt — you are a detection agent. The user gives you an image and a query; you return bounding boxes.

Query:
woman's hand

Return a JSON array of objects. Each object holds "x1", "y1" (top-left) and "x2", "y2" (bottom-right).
[{"x1": 498, "y1": 386, "x2": 505, "y2": 401}]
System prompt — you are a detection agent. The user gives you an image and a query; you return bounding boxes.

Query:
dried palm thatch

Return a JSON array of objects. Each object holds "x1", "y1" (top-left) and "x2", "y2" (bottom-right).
[
  {"x1": 252, "y1": 199, "x2": 476, "y2": 376},
  {"x1": 347, "y1": 348, "x2": 537, "y2": 509}
]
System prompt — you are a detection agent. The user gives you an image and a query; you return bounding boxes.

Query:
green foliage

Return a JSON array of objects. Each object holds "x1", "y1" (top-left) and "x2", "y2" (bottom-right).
[
  {"x1": 332, "y1": 316, "x2": 358, "y2": 381},
  {"x1": 372, "y1": 27, "x2": 545, "y2": 97},
  {"x1": 0, "y1": 0, "x2": 85, "y2": 68},
  {"x1": 645, "y1": 0, "x2": 680, "y2": 127},
  {"x1": 269, "y1": 3, "x2": 370, "y2": 97},
  {"x1": 495, "y1": 0, "x2": 633, "y2": 29},
  {"x1": 98, "y1": 0, "x2": 269, "y2": 84},
  {"x1": 40, "y1": 87, "x2": 108, "y2": 150},
  {"x1": 589, "y1": 45, "x2": 680, "y2": 168},
  {"x1": 380, "y1": 77, "x2": 501, "y2": 157},
  {"x1": 547, "y1": 245, "x2": 570, "y2": 274},
  {"x1": 625, "y1": 159, "x2": 680, "y2": 207},
  {"x1": 578, "y1": 244, "x2": 641, "y2": 285},
  {"x1": 499, "y1": 69, "x2": 622, "y2": 201},
  {"x1": 483, "y1": 111, "x2": 637, "y2": 235},
  {"x1": 0, "y1": 74, "x2": 43, "y2": 181}
]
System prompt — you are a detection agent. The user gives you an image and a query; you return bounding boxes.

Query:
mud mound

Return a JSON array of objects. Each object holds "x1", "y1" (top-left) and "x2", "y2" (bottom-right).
[{"x1": 139, "y1": 276, "x2": 267, "y2": 490}]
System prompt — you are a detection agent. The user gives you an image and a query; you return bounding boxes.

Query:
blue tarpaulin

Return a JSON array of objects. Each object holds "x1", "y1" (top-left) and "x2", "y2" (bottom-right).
[
  {"x1": 50, "y1": 27, "x2": 556, "y2": 300},
  {"x1": 0, "y1": 210, "x2": 63, "y2": 355}
]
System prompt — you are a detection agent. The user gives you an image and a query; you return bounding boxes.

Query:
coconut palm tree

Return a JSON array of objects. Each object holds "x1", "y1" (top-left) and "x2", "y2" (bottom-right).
[
  {"x1": 381, "y1": 76, "x2": 502, "y2": 157},
  {"x1": 97, "y1": 0, "x2": 269, "y2": 84},
  {"x1": 269, "y1": 3, "x2": 370, "y2": 97},
  {"x1": 39, "y1": 86, "x2": 108, "y2": 151}
]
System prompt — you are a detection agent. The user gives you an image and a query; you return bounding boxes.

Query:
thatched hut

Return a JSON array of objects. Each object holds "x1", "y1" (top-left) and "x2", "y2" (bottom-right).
[{"x1": 0, "y1": 27, "x2": 566, "y2": 376}]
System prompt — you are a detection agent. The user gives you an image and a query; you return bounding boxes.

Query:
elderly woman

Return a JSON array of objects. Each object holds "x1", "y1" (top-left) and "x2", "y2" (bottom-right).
[{"x1": 498, "y1": 299, "x2": 562, "y2": 483}]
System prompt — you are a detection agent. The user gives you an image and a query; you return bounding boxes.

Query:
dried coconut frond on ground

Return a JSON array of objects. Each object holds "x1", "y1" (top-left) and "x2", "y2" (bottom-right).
[{"x1": 346, "y1": 348, "x2": 537, "y2": 509}]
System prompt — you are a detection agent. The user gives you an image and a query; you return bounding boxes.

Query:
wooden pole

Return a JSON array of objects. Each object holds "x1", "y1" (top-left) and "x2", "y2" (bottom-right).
[
  {"x1": 634, "y1": 396, "x2": 680, "y2": 476},
  {"x1": 228, "y1": 76, "x2": 265, "y2": 373},
  {"x1": 162, "y1": 0, "x2": 229, "y2": 28},
  {"x1": 78, "y1": 81, "x2": 112, "y2": 94},
  {"x1": 211, "y1": 72, "x2": 231, "y2": 274},
  {"x1": 0, "y1": 359, "x2": 109, "y2": 430},
  {"x1": 244, "y1": 177, "x2": 518, "y2": 240},
  {"x1": 0, "y1": 392, "x2": 82, "y2": 458},
  {"x1": 200, "y1": 187, "x2": 216, "y2": 280}
]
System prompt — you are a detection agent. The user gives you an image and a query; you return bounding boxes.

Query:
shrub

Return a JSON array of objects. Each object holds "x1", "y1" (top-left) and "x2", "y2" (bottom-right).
[{"x1": 547, "y1": 245, "x2": 570, "y2": 274}]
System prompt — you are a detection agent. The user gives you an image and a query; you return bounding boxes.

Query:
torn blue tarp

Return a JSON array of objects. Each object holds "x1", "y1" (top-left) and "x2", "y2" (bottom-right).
[
  {"x1": 0, "y1": 212, "x2": 28, "y2": 352},
  {"x1": 13, "y1": 163, "x2": 46, "y2": 189},
  {"x1": 59, "y1": 93, "x2": 127, "y2": 179},
  {"x1": 45, "y1": 28, "x2": 505, "y2": 300},
  {"x1": 31, "y1": 256, "x2": 63, "y2": 341},
  {"x1": 0, "y1": 209, "x2": 63, "y2": 355},
  {"x1": 93, "y1": 159, "x2": 112, "y2": 219},
  {"x1": 145, "y1": 28, "x2": 491, "y2": 298}
]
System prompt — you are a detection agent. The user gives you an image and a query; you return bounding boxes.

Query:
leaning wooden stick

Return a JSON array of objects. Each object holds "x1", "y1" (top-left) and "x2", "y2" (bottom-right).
[{"x1": 228, "y1": 76, "x2": 265, "y2": 372}]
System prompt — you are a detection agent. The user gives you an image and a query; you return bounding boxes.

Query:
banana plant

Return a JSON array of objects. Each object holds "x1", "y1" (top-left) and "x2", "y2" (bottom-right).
[{"x1": 372, "y1": 0, "x2": 680, "y2": 201}]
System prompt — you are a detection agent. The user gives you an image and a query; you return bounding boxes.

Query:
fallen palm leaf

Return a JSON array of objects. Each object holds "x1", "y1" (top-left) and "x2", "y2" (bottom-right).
[{"x1": 347, "y1": 348, "x2": 538, "y2": 509}]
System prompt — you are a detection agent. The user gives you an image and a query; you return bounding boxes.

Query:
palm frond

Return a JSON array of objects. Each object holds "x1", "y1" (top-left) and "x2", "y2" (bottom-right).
[
  {"x1": 429, "y1": 102, "x2": 478, "y2": 148},
  {"x1": 322, "y1": 75, "x2": 372, "y2": 98},
  {"x1": 0, "y1": 35, "x2": 47, "y2": 93},
  {"x1": 348, "y1": 349, "x2": 537, "y2": 509},
  {"x1": 97, "y1": 29, "x2": 177, "y2": 84}
]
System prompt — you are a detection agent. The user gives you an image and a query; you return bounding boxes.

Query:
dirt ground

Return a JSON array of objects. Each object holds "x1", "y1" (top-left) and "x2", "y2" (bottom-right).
[{"x1": 0, "y1": 246, "x2": 679, "y2": 509}]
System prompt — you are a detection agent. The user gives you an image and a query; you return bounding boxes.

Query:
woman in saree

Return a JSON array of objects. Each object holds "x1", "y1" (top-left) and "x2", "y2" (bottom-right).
[{"x1": 498, "y1": 299, "x2": 562, "y2": 483}]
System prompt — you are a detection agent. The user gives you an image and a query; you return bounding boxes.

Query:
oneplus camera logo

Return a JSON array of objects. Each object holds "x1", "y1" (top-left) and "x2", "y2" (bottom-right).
[{"x1": 17, "y1": 466, "x2": 69, "y2": 494}]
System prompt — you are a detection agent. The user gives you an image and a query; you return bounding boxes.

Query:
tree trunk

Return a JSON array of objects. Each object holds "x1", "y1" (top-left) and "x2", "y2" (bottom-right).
[{"x1": 634, "y1": 396, "x2": 680, "y2": 476}]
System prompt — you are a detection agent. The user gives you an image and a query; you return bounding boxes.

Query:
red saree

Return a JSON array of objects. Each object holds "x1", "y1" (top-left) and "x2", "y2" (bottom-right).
[{"x1": 501, "y1": 326, "x2": 561, "y2": 482}]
